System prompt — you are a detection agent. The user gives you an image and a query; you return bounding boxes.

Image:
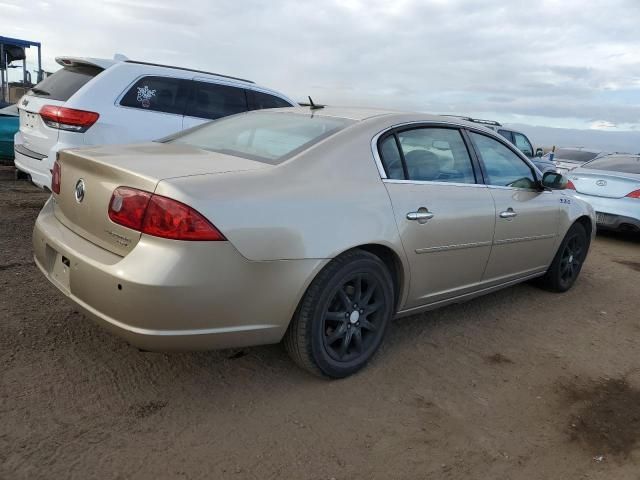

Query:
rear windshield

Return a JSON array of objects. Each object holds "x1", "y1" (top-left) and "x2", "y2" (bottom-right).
[
  {"x1": 583, "y1": 155, "x2": 640, "y2": 175},
  {"x1": 167, "y1": 111, "x2": 353, "y2": 164},
  {"x1": 28, "y1": 65, "x2": 103, "y2": 101},
  {"x1": 554, "y1": 149, "x2": 599, "y2": 163}
]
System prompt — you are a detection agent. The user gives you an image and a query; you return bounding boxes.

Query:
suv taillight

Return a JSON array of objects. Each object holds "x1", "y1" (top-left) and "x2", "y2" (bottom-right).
[
  {"x1": 51, "y1": 160, "x2": 61, "y2": 194},
  {"x1": 626, "y1": 189, "x2": 640, "y2": 199},
  {"x1": 40, "y1": 105, "x2": 99, "y2": 133},
  {"x1": 565, "y1": 179, "x2": 576, "y2": 190},
  {"x1": 108, "y1": 187, "x2": 226, "y2": 241}
]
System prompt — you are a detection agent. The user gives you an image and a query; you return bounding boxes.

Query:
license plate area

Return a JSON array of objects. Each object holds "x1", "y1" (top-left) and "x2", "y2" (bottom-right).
[
  {"x1": 596, "y1": 212, "x2": 614, "y2": 225},
  {"x1": 48, "y1": 247, "x2": 71, "y2": 293}
]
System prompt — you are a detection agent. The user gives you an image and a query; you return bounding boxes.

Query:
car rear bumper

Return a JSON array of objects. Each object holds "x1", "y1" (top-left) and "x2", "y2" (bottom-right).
[
  {"x1": 33, "y1": 198, "x2": 325, "y2": 351},
  {"x1": 13, "y1": 136, "x2": 52, "y2": 189},
  {"x1": 573, "y1": 193, "x2": 640, "y2": 231}
]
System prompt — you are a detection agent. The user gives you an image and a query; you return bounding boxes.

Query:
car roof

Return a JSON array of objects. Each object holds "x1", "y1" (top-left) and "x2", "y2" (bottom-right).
[
  {"x1": 555, "y1": 146, "x2": 603, "y2": 153},
  {"x1": 274, "y1": 106, "x2": 499, "y2": 129}
]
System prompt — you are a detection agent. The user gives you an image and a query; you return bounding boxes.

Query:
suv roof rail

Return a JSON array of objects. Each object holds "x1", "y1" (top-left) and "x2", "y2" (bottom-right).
[
  {"x1": 124, "y1": 60, "x2": 255, "y2": 84},
  {"x1": 442, "y1": 115, "x2": 502, "y2": 127}
]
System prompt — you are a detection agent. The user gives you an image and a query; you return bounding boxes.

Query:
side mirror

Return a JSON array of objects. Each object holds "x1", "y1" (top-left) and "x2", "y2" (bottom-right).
[
  {"x1": 535, "y1": 148, "x2": 544, "y2": 158},
  {"x1": 541, "y1": 171, "x2": 569, "y2": 189}
]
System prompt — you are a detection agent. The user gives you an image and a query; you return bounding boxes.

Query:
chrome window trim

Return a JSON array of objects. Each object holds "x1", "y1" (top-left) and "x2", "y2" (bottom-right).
[
  {"x1": 383, "y1": 179, "x2": 487, "y2": 188},
  {"x1": 370, "y1": 119, "x2": 539, "y2": 187}
]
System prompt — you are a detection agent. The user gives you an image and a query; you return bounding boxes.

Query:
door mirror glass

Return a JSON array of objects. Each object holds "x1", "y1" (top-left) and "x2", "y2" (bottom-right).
[
  {"x1": 541, "y1": 171, "x2": 569, "y2": 189},
  {"x1": 535, "y1": 148, "x2": 544, "y2": 157}
]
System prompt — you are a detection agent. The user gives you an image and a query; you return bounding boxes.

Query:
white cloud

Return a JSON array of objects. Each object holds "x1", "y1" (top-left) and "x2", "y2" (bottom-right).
[{"x1": 2, "y1": 0, "x2": 640, "y2": 129}]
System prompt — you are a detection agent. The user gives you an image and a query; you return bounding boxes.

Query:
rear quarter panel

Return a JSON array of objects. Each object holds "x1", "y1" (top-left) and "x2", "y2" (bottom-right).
[{"x1": 154, "y1": 122, "x2": 405, "y2": 263}]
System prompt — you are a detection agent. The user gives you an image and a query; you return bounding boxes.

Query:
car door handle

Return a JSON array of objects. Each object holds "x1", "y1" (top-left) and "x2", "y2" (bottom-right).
[
  {"x1": 406, "y1": 210, "x2": 434, "y2": 221},
  {"x1": 499, "y1": 208, "x2": 517, "y2": 219}
]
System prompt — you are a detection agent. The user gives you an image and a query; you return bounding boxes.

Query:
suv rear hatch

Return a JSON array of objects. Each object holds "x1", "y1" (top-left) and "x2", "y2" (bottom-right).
[
  {"x1": 54, "y1": 143, "x2": 269, "y2": 256},
  {"x1": 18, "y1": 61, "x2": 104, "y2": 156}
]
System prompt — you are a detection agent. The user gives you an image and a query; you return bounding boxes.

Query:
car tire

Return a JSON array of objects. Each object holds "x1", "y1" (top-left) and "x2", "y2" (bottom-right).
[
  {"x1": 284, "y1": 249, "x2": 395, "y2": 378},
  {"x1": 536, "y1": 222, "x2": 588, "y2": 293}
]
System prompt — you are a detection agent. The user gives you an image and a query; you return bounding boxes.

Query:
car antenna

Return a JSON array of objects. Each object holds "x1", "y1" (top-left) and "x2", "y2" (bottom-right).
[{"x1": 308, "y1": 96, "x2": 324, "y2": 110}]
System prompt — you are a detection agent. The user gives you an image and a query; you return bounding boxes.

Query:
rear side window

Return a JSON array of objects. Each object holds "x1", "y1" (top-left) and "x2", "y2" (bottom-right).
[
  {"x1": 120, "y1": 76, "x2": 189, "y2": 115},
  {"x1": 28, "y1": 65, "x2": 103, "y2": 101},
  {"x1": 498, "y1": 129, "x2": 514, "y2": 143},
  {"x1": 168, "y1": 111, "x2": 352, "y2": 164},
  {"x1": 583, "y1": 155, "x2": 640, "y2": 174},
  {"x1": 248, "y1": 90, "x2": 292, "y2": 110},
  {"x1": 186, "y1": 81, "x2": 248, "y2": 120},
  {"x1": 378, "y1": 129, "x2": 476, "y2": 183},
  {"x1": 513, "y1": 132, "x2": 533, "y2": 157},
  {"x1": 379, "y1": 136, "x2": 405, "y2": 180}
]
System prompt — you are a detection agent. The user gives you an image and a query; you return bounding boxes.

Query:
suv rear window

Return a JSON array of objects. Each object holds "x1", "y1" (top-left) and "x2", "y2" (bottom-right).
[
  {"x1": 120, "y1": 76, "x2": 189, "y2": 115},
  {"x1": 167, "y1": 111, "x2": 352, "y2": 164},
  {"x1": 583, "y1": 155, "x2": 640, "y2": 175},
  {"x1": 28, "y1": 65, "x2": 103, "y2": 101}
]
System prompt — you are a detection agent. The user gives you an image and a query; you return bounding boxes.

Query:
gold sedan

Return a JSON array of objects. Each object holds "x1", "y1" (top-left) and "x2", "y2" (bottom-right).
[{"x1": 33, "y1": 107, "x2": 595, "y2": 377}]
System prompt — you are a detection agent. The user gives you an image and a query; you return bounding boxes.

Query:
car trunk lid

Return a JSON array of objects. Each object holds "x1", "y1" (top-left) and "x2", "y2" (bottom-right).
[
  {"x1": 53, "y1": 142, "x2": 269, "y2": 256},
  {"x1": 569, "y1": 170, "x2": 640, "y2": 198}
]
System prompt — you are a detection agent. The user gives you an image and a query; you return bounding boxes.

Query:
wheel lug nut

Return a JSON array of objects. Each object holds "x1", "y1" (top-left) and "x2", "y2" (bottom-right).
[
  {"x1": 359, "y1": 309, "x2": 363, "y2": 314},
  {"x1": 353, "y1": 304, "x2": 357, "y2": 309},
  {"x1": 356, "y1": 322, "x2": 360, "y2": 326},
  {"x1": 345, "y1": 313, "x2": 349, "y2": 318}
]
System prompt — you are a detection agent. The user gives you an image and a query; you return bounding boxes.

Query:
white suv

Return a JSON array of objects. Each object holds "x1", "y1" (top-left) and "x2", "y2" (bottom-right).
[{"x1": 14, "y1": 56, "x2": 296, "y2": 189}]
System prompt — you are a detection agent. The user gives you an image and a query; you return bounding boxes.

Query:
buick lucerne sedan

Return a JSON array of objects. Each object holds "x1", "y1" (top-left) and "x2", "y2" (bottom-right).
[{"x1": 33, "y1": 107, "x2": 595, "y2": 378}]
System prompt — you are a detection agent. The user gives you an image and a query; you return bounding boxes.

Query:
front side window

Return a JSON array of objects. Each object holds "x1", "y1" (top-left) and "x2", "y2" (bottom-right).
[
  {"x1": 470, "y1": 132, "x2": 536, "y2": 189},
  {"x1": 249, "y1": 91, "x2": 292, "y2": 110},
  {"x1": 513, "y1": 132, "x2": 534, "y2": 157},
  {"x1": 120, "y1": 76, "x2": 189, "y2": 115},
  {"x1": 167, "y1": 111, "x2": 352, "y2": 164},
  {"x1": 395, "y1": 128, "x2": 476, "y2": 183},
  {"x1": 186, "y1": 81, "x2": 248, "y2": 120}
]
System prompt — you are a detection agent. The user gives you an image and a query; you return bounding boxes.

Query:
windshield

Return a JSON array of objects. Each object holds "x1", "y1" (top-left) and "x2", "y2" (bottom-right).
[
  {"x1": 553, "y1": 149, "x2": 600, "y2": 163},
  {"x1": 583, "y1": 155, "x2": 640, "y2": 175},
  {"x1": 167, "y1": 111, "x2": 353, "y2": 164},
  {"x1": 28, "y1": 65, "x2": 103, "y2": 101}
]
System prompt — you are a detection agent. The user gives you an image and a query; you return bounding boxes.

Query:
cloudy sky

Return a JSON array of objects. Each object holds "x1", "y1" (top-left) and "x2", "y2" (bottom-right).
[{"x1": 3, "y1": 0, "x2": 640, "y2": 131}]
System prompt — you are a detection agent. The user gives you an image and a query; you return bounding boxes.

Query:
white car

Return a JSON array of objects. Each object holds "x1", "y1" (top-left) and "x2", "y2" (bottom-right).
[{"x1": 14, "y1": 55, "x2": 296, "y2": 189}]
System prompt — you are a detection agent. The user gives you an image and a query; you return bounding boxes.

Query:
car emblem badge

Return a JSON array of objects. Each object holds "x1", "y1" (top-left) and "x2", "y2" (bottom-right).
[
  {"x1": 74, "y1": 179, "x2": 86, "y2": 203},
  {"x1": 596, "y1": 180, "x2": 607, "y2": 186},
  {"x1": 22, "y1": 98, "x2": 29, "y2": 107}
]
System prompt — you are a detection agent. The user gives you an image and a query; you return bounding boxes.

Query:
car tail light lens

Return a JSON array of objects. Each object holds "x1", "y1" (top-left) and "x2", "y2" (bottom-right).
[
  {"x1": 108, "y1": 187, "x2": 226, "y2": 241},
  {"x1": 51, "y1": 160, "x2": 61, "y2": 194},
  {"x1": 40, "y1": 105, "x2": 99, "y2": 133},
  {"x1": 626, "y1": 189, "x2": 640, "y2": 199},
  {"x1": 565, "y1": 179, "x2": 576, "y2": 190}
]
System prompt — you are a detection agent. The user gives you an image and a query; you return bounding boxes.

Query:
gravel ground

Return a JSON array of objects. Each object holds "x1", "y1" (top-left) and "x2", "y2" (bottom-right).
[{"x1": 1, "y1": 166, "x2": 639, "y2": 480}]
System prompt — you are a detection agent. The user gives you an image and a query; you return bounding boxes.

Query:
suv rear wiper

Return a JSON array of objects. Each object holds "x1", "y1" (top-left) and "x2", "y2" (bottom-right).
[{"x1": 29, "y1": 88, "x2": 50, "y2": 96}]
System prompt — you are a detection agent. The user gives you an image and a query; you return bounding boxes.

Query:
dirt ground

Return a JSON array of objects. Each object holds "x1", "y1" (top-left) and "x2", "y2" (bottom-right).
[{"x1": 1, "y1": 166, "x2": 639, "y2": 480}]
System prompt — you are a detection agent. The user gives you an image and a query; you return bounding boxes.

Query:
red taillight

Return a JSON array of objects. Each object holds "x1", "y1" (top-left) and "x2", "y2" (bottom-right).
[
  {"x1": 626, "y1": 189, "x2": 640, "y2": 199},
  {"x1": 40, "y1": 105, "x2": 99, "y2": 133},
  {"x1": 51, "y1": 161, "x2": 61, "y2": 194},
  {"x1": 108, "y1": 187, "x2": 225, "y2": 241},
  {"x1": 565, "y1": 179, "x2": 576, "y2": 190},
  {"x1": 108, "y1": 187, "x2": 152, "y2": 230}
]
